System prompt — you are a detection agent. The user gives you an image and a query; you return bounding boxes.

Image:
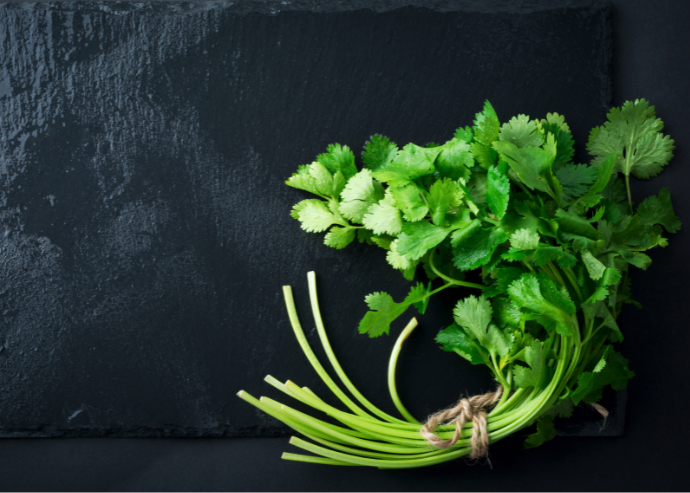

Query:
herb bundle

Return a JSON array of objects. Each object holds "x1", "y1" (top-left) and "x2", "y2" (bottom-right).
[{"x1": 238, "y1": 100, "x2": 679, "y2": 467}]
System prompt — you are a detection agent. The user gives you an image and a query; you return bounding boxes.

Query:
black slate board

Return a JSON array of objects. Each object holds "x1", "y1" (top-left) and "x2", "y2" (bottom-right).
[{"x1": 0, "y1": 0, "x2": 615, "y2": 437}]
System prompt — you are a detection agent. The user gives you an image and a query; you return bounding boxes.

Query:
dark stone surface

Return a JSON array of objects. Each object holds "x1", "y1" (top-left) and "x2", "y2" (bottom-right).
[{"x1": 0, "y1": 0, "x2": 615, "y2": 440}]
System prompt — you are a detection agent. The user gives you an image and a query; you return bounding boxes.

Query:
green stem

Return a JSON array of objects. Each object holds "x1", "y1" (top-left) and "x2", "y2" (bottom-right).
[
  {"x1": 388, "y1": 319, "x2": 421, "y2": 424},
  {"x1": 625, "y1": 173, "x2": 633, "y2": 214},
  {"x1": 563, "y1": 266, "x2": 584, "y2": 302},
  {"x1": 307, "y1": 272, "x2": 411, "y2": 425},
  {"x1": 282, "y1": 284, "x2": 375, "y2": 420},
  {"x1": 428, "y1": 249, "x2": 486, "y2": 290}
]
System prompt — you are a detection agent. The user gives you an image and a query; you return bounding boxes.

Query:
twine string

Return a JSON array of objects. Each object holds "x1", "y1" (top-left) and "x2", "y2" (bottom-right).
[{"x1": 420, "y1": 386, "x2": 503, "y2": 459}]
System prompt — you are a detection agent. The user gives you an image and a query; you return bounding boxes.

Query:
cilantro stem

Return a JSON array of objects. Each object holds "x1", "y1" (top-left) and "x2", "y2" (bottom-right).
[
  {"x1": 625, "y1": 171, "x2": 633, "y2": 214},
  {"x1": 388, "y1": 318, "x2": 421, "y2": 424},
  {"x1": 282, "y1": 284, "x2": 378, "y2": 419},
  {"x1": 428, "y1": 249, "x2": 486, "y2": 290},
  {"x1": 562, "y1": 266, "x2": 584, "y2": 302},
  {"x1": 306, "y1": 272, "x2": 412, "y2": 425}
]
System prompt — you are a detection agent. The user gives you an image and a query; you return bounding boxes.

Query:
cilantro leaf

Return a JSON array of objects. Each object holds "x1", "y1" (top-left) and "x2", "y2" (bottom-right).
[
  {"x1": 362, "y1": 134, "x2": 398, "y2": 172},
  {"x1": 587, "y1": 99, "x2": 675, "y2": 180},
  {"x1": 581, "y1": 249, "x2": 606, "y2": 281},
  {"x1": 286, "y1": 161, "x2": 345, "y2": 199},
  {"x1": 435, "y1": 139, "x2": 473, "y2": 181},
  {"x1": 510, "y1": 228, "x2": 540, "y2": 251},
  {"x1": 427, "y1": 178, "x2": 463, "y2": 226},
  {"x1": 358, "y1": 292, "x2": 408, "y2": 338},
  {"x1": 317, "y1": 143, "x2": 358, "y2": 180},
  {"x1": 492, "y1": 138, "x2": 562, "y2": 204},
  {"x1": 435, "y1": 323, "x2": 489, "y2": 365},
  {"x1": 453, "y1": 227, "x2": 508, "y2": 271},
  {"x1": 471, "y1": 101, "x2": 500, "y2": 168},
  {"x1": 338, "y1": 169, "x2": 385, "y2": 223},
  {"x1": 513, "y1": 339, "x2": 547, "y2": 389},
  {"x1": 499, "y1": 114, "x2": 545, "y2": 148},
  {"x1": 452, "y1": 295, "x2": 493, "y2": 342},
  {"x1": 524, "y1": 415, "x2": 556, "y2": 449},
  {"x1": 384, "y1": 143, "x2": 441, "y2": 180},
  {"x1": 486, "y1": 166, "x2": 511, "y2": 219},
  {"x1": 473, "y1": 100, "x2": 500, "y2": 147},
  {"x1": 362, "y1": 190, "x2": 404, "y2": 235},
  {"x1": 358, "y1": 283, "x2": 431, "y2": 337},
  {"x1": 556, "y1": 164, "x2": 598, "y2": 202},
  {"x1": 450, "y1": 219, "x2": 482, "y2": 247},
  {"x1": 386, "y1": 239, "x2": 420, "y2": 279},
  {"x1": 389, "y1": 183, "x2": 429, "y2": 222},
  {"x1": 570, "y1": 347, "x2": 635, "y2": 404},
  {"x1": 508, "y1": 273, "x2": 577, "y2": 336},
  {"x1": 541, "y1": 113, "x2": 575, "y2": 168},
  {"x1": 396, "y1": 221, "x2": 454, "y2": 261},
  {"x1": 324, "y1": 226, "x2": 356, "y2": 249},
  {"x1": 291, "y1": 199, "x2": 345, "y2": 232},
  {"x1": 637, "y1": 188, "x2": 681, "y2": 233}
]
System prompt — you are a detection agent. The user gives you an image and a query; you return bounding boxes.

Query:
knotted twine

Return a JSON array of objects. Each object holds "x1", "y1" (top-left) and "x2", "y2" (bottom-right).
[{"x1": 420, "y1": 386, "x2": 503, "y2": 459}]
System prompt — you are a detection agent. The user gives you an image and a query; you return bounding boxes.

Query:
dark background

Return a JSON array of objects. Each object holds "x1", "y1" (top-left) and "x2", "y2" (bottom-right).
[
  {"x1": 0, "y1": 0, "x2": 688, "y2": 490},
  {"x1": 0, "y1": 0, "x2": 614, "y2": 439}
]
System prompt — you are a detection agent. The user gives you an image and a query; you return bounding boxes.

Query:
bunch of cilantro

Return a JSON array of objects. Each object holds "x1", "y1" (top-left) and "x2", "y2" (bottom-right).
[{"x1": 238, "y1": 99, "x2": 679, "y2": 466}]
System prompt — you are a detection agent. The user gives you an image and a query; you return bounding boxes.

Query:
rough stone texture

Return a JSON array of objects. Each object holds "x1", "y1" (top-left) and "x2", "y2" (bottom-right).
[{"x1": 0, "y1": 0, "x2": 614, "y2": 437}]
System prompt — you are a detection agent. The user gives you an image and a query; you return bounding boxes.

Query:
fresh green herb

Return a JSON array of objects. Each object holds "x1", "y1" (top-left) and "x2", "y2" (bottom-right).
[{"x1": 238, "y1": 99, "x2": 678, "y2": 467}]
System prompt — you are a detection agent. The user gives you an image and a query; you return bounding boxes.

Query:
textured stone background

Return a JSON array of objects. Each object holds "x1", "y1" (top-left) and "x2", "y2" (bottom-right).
[
  {"x1": 0, "y1": 0, "x2": 614, "y2": 438},
  {"x1": 0, "y1": 0, "x2": 689, "y2": 491}
]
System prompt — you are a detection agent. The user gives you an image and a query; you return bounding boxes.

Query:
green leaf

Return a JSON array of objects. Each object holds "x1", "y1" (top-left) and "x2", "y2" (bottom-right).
[
  {"x1": 453, "y1": 295, "x2": 493, "y2": 343},
  {"x1": 286, "y1": 161, "x2": 341, "y2": 199},
  {"x1": 545, "y1": 398, "x2": 575, "y2": 419},
  {"x1": 358, "y1": 292, "x2": 407, "y2": 337},
  {"x1": 541, "y1": 113, "x2": 575, "y2": 168},
  {"x1": 386, "y1": 239, "x2": 420, "y2": 273},
  {"x1": 492, "y1": 140, "x2": 561, "y2": 203},
  {"x1": 362, "y1": 191, "x2": 404, "y2": 235},
  {"x1": 358, "y1": 284, "x2": 430, "y2": 338},
  {"x1": 619, "y1": 250, "x2": 652, "y2": 270},
  {"x1": 513, "y1": 339, "x2": 546, "y2": 389},
  {"x1": 454, "y1": 126, "x2": 474, "y2": 144},
  {"x1": 637, "y1": 188, "x2": 681, "y2": 233},
  {"x1": 587, "y1": 99, "x2": 675, "y2": 180},
  {"x1": 556, "y1": 164, "x2": 598, "y2": 202},
  {"x1": 362, "y1": 134, "x2": 398, "y2": 172},
  {"x1": 396, "y1": 221, "x2": 454, "y2": 261},
  {"x1": 410, "y1": 282, "x2": 432, "y2": 314},
  {"x1": 473, "y1": 100, "x2": 500, "y2": 146},
  {"x1": 555, "y1": 209, "x2": 603, "y2": 241},
  {"x1": 570, "y1": 347, "x2": 635, "y2": 404},
  {"x1": 427, "y1": 178, "x2": 463, "y2": 226},
  {"x1": 435, "y1": 139, "x2": 473, "y2": 181},
  {"x1": 493, "y1": 296, "x2": 522, "y2": 329},
  {"x1": 496, "y1": 267, "x2": 526, "y2": 293},
  {"x1": 317, "y1": 143, "x2": 358, "y2": 180},
  {"x1": 499, "y1": 114, "x2": 545, "y2": 148},
  {"x1": 435, "y1": 323, "x2": 489, "y2": 365},
  {"x1": 532, "y1": 245, "x2": 576, "y2": 268},
  {"x1": 338, "y1": 169, "x2": 385, "y2": 222},
  {"x1": 453, "y1": 227, "x2": 509, "y2": 271},
  {"x1": 581, "y1": 249, "x2": 606, "y2": 281},
  {"x1": 450, "y1": 219, "x2": 482, "y2": 247},
  {"x1": 486, "y1": 166, "x2": 511, "y2": 219},
  {"x1": 510, "y1": 228, "x2": 540, "y2": 251},
  {"x1": 486, "y1": 323, "x2": 514, "y2": 358},
  {"x1": 291, "y1": 199, "x2": 344, "y2": 233},
  {"x1": 508, "y1": 274, "x2": 577, "y2": 336},
  {"x1": 324, "y1": 226, "x2": 356, "y2": 249},
  {"x1": 389, "y1": 183, "x2": 429, "y2": 222},
  {"x1": 384, "y1": 143, "x2": 441, "y2": 180},
  {"x1": 524, "y1": 415, "x2": 556, "y2": 449}
]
